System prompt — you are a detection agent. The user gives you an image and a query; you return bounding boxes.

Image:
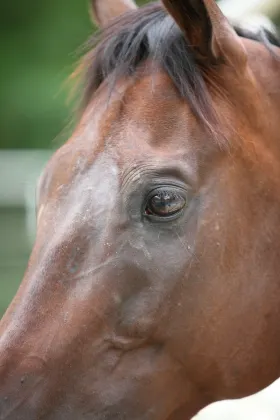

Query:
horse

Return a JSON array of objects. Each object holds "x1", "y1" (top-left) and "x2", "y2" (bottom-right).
[{"x1": 1, "y1": 0, "x2": 280, "y2": 419}]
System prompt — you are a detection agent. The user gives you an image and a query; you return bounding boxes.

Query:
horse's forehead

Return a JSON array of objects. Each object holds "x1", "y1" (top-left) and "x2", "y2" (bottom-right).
[
  {"x1": 119, "y1": 70, "x2": 192, "y2": 130},
  {"x1": 103, "y1": 71, "x2": 199, "y2": 156},
  {"x1": 41, "y1": 70, "x2": 200, "y2": 203}
]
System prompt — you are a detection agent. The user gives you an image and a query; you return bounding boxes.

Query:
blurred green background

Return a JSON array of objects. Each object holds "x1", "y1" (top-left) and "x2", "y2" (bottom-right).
[
  {"x1": 0, "y1": 0, "x2": 149, "y2": 317},
  {"x1": 0, "y1": 0, "x2": 279, "y2": 317}
]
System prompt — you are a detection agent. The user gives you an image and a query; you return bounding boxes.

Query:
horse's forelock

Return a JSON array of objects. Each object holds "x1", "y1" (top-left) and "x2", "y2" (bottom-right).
[{"x1": 75, "y1": 2, "x2": 280, "y2": 143}]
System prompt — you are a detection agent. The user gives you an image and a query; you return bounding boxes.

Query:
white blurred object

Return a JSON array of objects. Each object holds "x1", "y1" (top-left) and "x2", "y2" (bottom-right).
[
  {"x1": 219, "y1": 0, "x2": 280, "y2": 21},
  {"x1": 234, "y1": 14, "x2": 277, "y2": 35},
  {"x1": 220, "y1": 0, "x2": 279, "y2": 35},
  {"x1": 192, "y1": 378, "x2": 280, "y2": 420}
]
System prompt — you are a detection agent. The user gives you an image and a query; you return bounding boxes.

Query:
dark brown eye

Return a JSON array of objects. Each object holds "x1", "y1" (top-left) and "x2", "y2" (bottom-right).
[{"x1": 145, "y1": 189, "x2": 186, "y2": 218}]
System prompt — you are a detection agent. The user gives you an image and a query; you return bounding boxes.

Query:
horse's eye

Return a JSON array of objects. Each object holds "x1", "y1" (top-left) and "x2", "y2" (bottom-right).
[{"x1": 145, "y1": 189, "x2": 186, "y2": 218}]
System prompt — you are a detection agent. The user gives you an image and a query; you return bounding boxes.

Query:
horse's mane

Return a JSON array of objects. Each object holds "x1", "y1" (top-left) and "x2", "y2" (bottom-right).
[{"x1": 80, "y1": 2, "x2": 280, "y2": 132}]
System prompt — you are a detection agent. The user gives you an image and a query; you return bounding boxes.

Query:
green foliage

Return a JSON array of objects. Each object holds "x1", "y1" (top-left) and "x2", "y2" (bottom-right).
[
  {"x1": 0, "y1": 1, "x2": 87, "y2": 148},
  {"x1": 0, "y1": 0, "x2": 148, "y2": 149}
]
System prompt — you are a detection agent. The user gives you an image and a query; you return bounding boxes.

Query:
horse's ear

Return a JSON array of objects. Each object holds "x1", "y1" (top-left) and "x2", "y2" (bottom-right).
[
  {"x1": 161, "y1": 0, "x2": 247, "y2": 68},
  {"x1": 90, "y1": 0, "x2": 138, "y2": 28}
]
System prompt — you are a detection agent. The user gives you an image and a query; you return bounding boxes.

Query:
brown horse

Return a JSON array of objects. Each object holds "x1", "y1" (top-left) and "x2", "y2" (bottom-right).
[{"x1": 1, "y1": 0, "x2": 280, "y2": 419}]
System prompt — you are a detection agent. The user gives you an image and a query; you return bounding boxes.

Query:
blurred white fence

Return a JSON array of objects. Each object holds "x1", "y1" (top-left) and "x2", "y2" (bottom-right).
[
  {"x1": 0, "y1": 150, "x2": 51, "y2": 208},
  {"x1": 0, "y1": 150, "x2": 52, "y2": 243}
]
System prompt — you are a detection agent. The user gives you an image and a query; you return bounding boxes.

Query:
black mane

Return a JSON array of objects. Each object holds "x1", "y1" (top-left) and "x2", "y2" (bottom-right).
[{"x1": 81, "y1": 2, "x2": 280, "y2": 131}]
